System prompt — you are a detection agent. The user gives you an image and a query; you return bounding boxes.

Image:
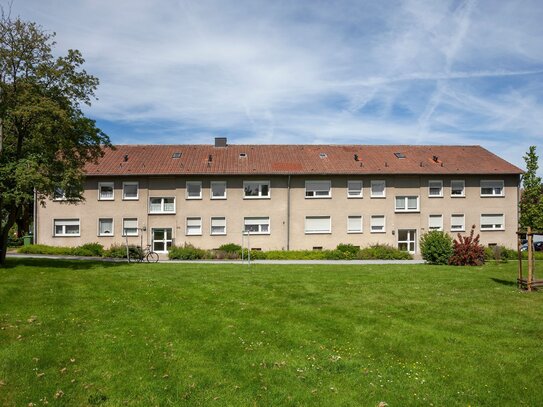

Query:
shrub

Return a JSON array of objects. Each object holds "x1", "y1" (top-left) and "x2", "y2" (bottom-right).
[
  {"x1": 218, "y1": 243, "x2": 242, "y2": 253},
  {"x1": 168, "y1": 244, "x2": 209, "y2": 260},
  {"x1": 104, "y1": 244, "x2": 130, "y2": 259},
  {"x1": 419, "y1": 231, "x2": 453, "y2": 265},
  {"x1": 335, "y1": 243, "x2": 360, "y2": 259},
  {"x1": 18, "y1": 244, "x2": 75, "y2": 255},
  {"x1": 73, "y1": 243, "x2": 104, "y2": 257},
  {"x1": 449, "y1": 225, "x2": 485, "y2": 266},
  {"x1": 485, "y1": 246, "x2": 517, "y2": 262},
  {"x1": 357, "y1": 244, "x2": 413, "y2": 260},
  {"x1": 7, "y1": 236, "x2": 24, "y2": 247}
]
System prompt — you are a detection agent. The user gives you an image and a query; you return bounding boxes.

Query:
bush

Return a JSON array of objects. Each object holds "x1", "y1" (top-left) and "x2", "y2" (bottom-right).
[
  {"x1": 18, "y1": 244, "x2": 75, "y2": 255},
  {"x1": 334, "y1": 243, "x2": 359, "y2": 259},
  {"x1": 357, "y1": 244, "x2": 413, "y2": 260},
  {"x1": 419, "y1": 231, "x2": 453, "y2": 265},
  {"x1": 485, "y1": 246, "x2": 517, "y2": 262},
  {"x1": 449, "y1": 225, "x2": 485, "y2": 266},
  {"x1": 168, "y1": 244, "x2": 209, "y2": 260},
  {"x1": 218, "y1": 243, "x2": 242, "y2": 253},
  {"x1": 73, "y1": 243, "x2": 104, "y2": 257},
  {"x1": 7, "y1": 236, "x2": 24, "y2": 247}
]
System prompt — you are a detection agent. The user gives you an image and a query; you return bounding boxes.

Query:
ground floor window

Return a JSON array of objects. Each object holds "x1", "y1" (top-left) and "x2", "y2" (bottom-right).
[
  {"x1": 244, "y1": 217, "x2": 270, "y2": 234},
  {"x1": 398, "y1": 229, "x2": 416, "y2": 253},
  {"x1": 122, "y1": 218, "x2": 138, "y2": 236},
  {"x1": 480, "y1": 214, "x2": 504, "y2": 230},
  {"x1": 152, "y1": 228, "x2": 172, "y2": 252},
  {"x1": 370, "y1": 215, "x2": 385, "y2": 233},
  {"x1": 98, "y1": 218, "x2": 114, "y2": 236},
  {"x1": 347, "y1": 215, "x2": 363, "y2": 233},
  {"x1": 186, "y1": 217, "x2": 202, "y2": 235},
  {"x1": 210, "y1": 217, "x2": 226, "y2": 235},
  {"x1": 54, "y1": 219, "x2": 80, "y2": 236},
  {"x1": 305, "y1": 216, "x2": 331, "y2": 234}
]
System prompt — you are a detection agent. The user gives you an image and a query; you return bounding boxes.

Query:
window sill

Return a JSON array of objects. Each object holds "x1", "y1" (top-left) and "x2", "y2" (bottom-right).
[
  {"x1": 186, "y1": 233, "x2": 202, "y2": 236},
  {"x1": 210, "y1": 197, "x2": 227, "y2": 200},
  {"x1": 243, "y1": 197, "x2": 271, "y2": 200},
  {"x1": 122, "y1": 234, "x2": 139, "y2": 237},
  {"x1": 305, "y1": 196, "x2": 332, "y2": 199},
  {"x1": 149, "y1": 212, "x2": 176, "y2": 215},
  {"x1": 480, "y1": 195, "x2": 504, "y2": 198},
  {"x1": 211, "y1": 233, "x2": 227, "y2": 236},
  {"x1": 347, "y1": 231, "x2": 363, "y2": 234},
  {"x1": 347, "y1": 196, "x2": 363, "y2": 199},
  {"x1": 122, "y1": 198, "x2": 139, "y2": 201},
  {"x1": 395, "y1": 210, "x2": 420, "y2": 213},
  {"x1": 428, "y1": 196, "x2": 443, "y2": 198},
  {"x1": 451, "y1": 229, "x2": 465, "y2": 232},
  {"x1": 480, "y1": 228, "x2": 505, "y2": 232},
  {"x1": 98, "y1": 234, "x2": 114, "y2": 237},
  {"x1": 370, "y1": 196, "x2": 386, "y2": 199},
  {"x1": 370, "y1": 230, "x2": 386, "y2": 234},
  {"x1": 98, "y1": 198, "x2": 115, "y2": 201},
  {"x1": 451, "y1": 195, "x2": 465, "y2": 198},
  {"x1": 186, "y1": 197, "x2": 203, "y2": 200},
  {"x1": 243, "y1": 232, "x2": 270, "y2": 235},
  {"x1": 305, "y1": 231, "x2": 332, "y2": 234},
  {"x1": 54, "y1": 234, "x2": 80, "y2": 237}
]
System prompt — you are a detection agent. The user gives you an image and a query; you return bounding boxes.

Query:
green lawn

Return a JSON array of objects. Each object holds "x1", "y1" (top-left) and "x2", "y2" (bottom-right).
[{"x1": 1, "y1": 259, "x2": 542, "y2": 406}]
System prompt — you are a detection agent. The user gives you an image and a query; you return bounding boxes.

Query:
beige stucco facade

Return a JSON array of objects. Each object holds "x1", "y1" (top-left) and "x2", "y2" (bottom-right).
[{"x1": 37, "y1": 173, "x2": 520, "y2": 259}]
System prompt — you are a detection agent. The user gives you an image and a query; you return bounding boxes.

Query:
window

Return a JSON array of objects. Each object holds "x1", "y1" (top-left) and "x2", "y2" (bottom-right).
[
  {"x1": 480, "y1": 180, "x2": 504, "y2": 197},
  {"x1": 305, "y1": 181, "x2": 331, "y2": 198},
  {"x1": 186, "y1": 181, "x2": 202, "y2": 199},
  {"x1": 53, "y1": 219, "x2": 80, "y2": 236},
  {"x1": 481, "y1": 214, "x2": 505, "y2": 230},
  {"x1": 98, "y1": 218, "x2": 114, "y2": 236},
  {"x1": 370, "y1": 215, "x2": 386, "y2": 233},
  {"x1": 153, "y1": 228, "x2": 173, "y2": 252},
  {"x1": 305, "y1": 216, "x2": 331, "y2": 234},
  {"x1": 53, "y1": 187, "x2": 66, "y2": 201},
  {"x1": 451, "y1": 214, "x2": 465, "y2": 232},
  {"x1": 428, "y1": 215, "x2": 443, "y2": 231},
  {"x1": 371, "y1": 180, "x2": 386, "y2": 198},
  {"x1": 122, "y1": 218, "x2": 138, "y2": 236},
  {"x1": 122, "y1": 182, "x2": 139, "y2": 200},
  {"x1": 428, "y1": 180, "x2": 443, "y2": 197},
  {"x1": 149, "y1": 197, "x2": 175, "y2": 213},
  {"x1": 347, "y1": 181, "x2": 363, "y2": 198},
  {"x1": 186, "y1": 217, "x2": 202, "y2": 235},
  {"x1": 451, "y1": 180, "x2": 465, "y2": 197},
  {"x1": 244, "y1": 217, "x2": 270, "y2": 234},
  {"x1": 395, "y1": 196, "x2": 419, "y2": 212},
  {"x1": 210, "y1": 181, "x2": 227, "y2": 199},
  {"x1": 243, "y1": 181, "x2": 270, "y2": 198},
  {"x1": 98, "y1": 182, "x2": 114, "y2": 200},
  {"x1": 347, "y1": 216, "x2": 363, "y2": 233},
  {"x1": 210, "y1": 217, "x2": 226, "y2": 235}
]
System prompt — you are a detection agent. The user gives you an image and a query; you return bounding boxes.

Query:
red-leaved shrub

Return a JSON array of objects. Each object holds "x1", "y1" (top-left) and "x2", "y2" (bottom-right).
[{"x1": 449, "y1": 225, "x2": 485, "y2": 266}]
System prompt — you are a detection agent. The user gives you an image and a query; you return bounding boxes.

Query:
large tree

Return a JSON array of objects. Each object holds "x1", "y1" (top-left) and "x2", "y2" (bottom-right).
[
  {"x1": 519, "y1": 146, "x2": 543, "y2": 231},
  {"x1": 0, "y1": 11, "x2": 110, "y2": 264}
]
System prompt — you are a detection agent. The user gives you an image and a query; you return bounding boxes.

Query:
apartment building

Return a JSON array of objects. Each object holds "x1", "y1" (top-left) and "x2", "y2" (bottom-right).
[{"x1": 36, "y1": 139, "x2": 523, "y2": 258}]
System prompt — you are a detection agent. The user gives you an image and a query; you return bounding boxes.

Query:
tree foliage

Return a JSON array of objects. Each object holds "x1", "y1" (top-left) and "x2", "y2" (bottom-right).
[
  {"x1": 419, "y1": 230, "x2": 453, "y2": 265},
  {"x1": 0, "y1": 11, "x2": 110, "y2": 264},
  {"x1": 449, "y1": 225, "x2": 485, "y2": 266},
  {"x1": 519, "y1": 146, "x2": 543, "y2": 231}
]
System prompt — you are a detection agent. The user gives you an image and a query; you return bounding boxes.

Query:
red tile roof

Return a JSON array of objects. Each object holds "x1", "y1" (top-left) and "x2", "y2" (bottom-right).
[{"x1": 84, "y1": 144, "x2": 523, "y2": 176}]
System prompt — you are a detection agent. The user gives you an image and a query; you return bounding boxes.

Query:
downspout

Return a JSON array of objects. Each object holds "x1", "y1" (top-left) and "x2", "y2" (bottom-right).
[{"x1": 287, "y1": 174, "x2": 291, "y2": 251}]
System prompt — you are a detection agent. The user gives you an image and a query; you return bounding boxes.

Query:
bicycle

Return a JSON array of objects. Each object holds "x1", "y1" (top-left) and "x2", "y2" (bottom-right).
[{"x1": 130, "y1": 244, "x2": 159, "y2": 263}]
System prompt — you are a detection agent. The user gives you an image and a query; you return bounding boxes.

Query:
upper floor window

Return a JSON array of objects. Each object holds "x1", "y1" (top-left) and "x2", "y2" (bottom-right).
[
  {"x1": 53, "y1": 219, "x2": 80, "y2": 236},
  {"x1": 347, "y1": 180, "x2": 363, "y2": 198},
  {"x1": 395, "y1": 196, "x2": 419, "y2": 212},
  {"x1": 370, "y1": 215, "x2": 386, "y2": 233},
  {"x1": 186, "y1": 181, "x2": 202, "y2": 199},
  {"x1": 428, "y1": 180, "x2": 443, "y2": 197},
  {"x1": 122, "y1": 218, "x2": 138, "y2": 236},
  {"x1": 210, "y1": 217, "x2": 226, "y2": 235},
  {"x1": 480, "y1": 214, "x2": 504, "y2": 230},
  {"x1": 305, "y1": 180, "x2": 331, "y2": 198},
  {"x1": 428, "y1": 215, "x2": 443, "y2": 231},
  {"x1": 244, "y1": 217, "x2": 270, "y2": 234},
  {"x1": 98, "y1": 182, "x2": 114, "y2": 200},
  {"x1": 305, "y1": 216, "x2": 331, "y2": 234},
  {"x1": 53, "y1": 187, "x2": 66, "y2": 201},
  {"x1": 122, "y1": 182, "x2": 139, "y2": 200},
  {"x1": 186, "y1": 217, "x2": 202, "y2": 235},
  {"x1": 98, "y1": 218, "x2": 114, "y2": 236},
  {"x1": 480, "y1": 180, "x2": 504, "y2": 197},
  {"x1": 371, "y1": 180, "x2": 386, "y2": 198},
  {"x1": 243, "y1": 181, "x2": 270, "y2": 199},
  {"x1": 347, "y1": 215, "x2": 363, "y2": 233},
  {"x1": 149, "y1": 197, "x2": 175, "y2": 213},
  {"x1": 210, "y1": 181, "x2": 227, "y2": 199},
  {"x1": 451, "y1": 214, "x2": 465, "y2": 232},
  {"x1": 451, "y1": 180, "x2": 465, "y2": 197}
]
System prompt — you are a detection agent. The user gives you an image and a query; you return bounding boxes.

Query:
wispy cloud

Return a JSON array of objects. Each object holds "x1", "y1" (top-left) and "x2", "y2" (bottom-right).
[{"x1": 8, "y1": 0, "x2": 543, "y2": 173}]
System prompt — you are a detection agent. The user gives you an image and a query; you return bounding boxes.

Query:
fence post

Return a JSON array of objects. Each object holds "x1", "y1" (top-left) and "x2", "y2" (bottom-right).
[
  {"x1": 527, "y1": 227, "x2": 533, "y2": 292},
  {"x1": 517, "y1": 232, "x2": 523, "y2": 289}
]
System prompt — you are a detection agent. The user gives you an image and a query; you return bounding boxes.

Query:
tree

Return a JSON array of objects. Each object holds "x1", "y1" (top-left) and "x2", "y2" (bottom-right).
[
  {"x1": 0, "y1": 11, "x2": 110, "y2": 265},
  {"x1": 419, "y1": 230, "x2": 453, "y2": 265},
  {"x1": 519, "y1": 146, "x2": 543, "y2": 231}
]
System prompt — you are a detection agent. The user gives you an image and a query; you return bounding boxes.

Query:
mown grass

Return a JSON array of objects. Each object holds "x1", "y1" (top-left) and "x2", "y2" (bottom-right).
[{"x1": 1, "y1": 259, "x2": 542, "y2": 406}]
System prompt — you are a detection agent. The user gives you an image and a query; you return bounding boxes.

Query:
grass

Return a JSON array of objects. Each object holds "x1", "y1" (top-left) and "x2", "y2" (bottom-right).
[{"x1": 1, "y1": 259, "x2": 542, "y2": 406}]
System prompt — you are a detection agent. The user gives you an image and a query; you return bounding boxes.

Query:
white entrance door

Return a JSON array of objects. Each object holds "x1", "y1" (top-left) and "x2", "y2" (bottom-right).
[
  {"x1": 398, "y1": 229, "x2": 416, "y2": 254},
  {"x1": 152, "y1": 228, "x2": 173, "y2": 253}
]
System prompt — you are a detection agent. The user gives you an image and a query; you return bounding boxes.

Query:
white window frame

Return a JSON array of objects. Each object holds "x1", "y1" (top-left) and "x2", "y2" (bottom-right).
[
  {"x1": 480, "y1": 214, "x2": 505, "y2": 231},
  {"x1": 244, "y1": 217, "x2": 270, "y2": 234},
  {"x1": 347, "y1": 180, "x2": 363, "y2": 198},
  {"x1": 428, "y1": 215, "x2": 443, "y2": 231},
  {"x1": 370, "y1": 215, "x2": 386, "y2": 233},
  {"x1": 480, "y1": 180, "x2": 504, "y2": 197},
  {"x1": 53, "y1": 219, "x2": 80, "y2": 237},
  {"x1": 98, "y1": 218, "x2": 114, "y2": 236},
  {"x1": 152, "y1": 228, "x2": 173, "y2": 253},
  {"x1": 347, "y1": 215, "x2": 363, "y2": 233},
  {"x1": 243, "y1": 181, "x2": 270, "y2": 199},
  {"x1": 186, "y1": 217, "x2": 202, "y2": 235},
  {"x1": 451, "y1": 180, "x2": 465, "y2": 197},
  {"x1": 305, "y1": 181, "x2": 332, "y2": 198},
  {"x1": 210, "y1": 217, "x2": 227, "y2": 235},
  {"x1": 451, "y1": 214, "x2": 465, "y2": 232},
  {"x1": 98, "y1": 182, "x2": 114, "y2": 201},
  {"x1": 186, "y1": 181, "x2": 202, "y2": 200},
  {"x1": 149, "y1": 197, "x2": 176, "y2": 214},
  {"x1": 122, "y1": 182, "x2": 139, "y2": 200},
  {"x1": 371, "y1": 180, "x2": 386, "y2": 198},
  {"x1": 395, "y1": 196, "x2": 420, "y2": 212},
  {"x1": 210, "y1": 181, "x2": 227, "y2": 200},
  {"x1": 53, "y1": 187, "x2": 66, "y2": 201},
  {"x1": 304, "y1": 216, "x2": 332, "y2": 234},
  {"x1": 122, "y1": 218, "x2": 139, "y2": 236},
  {"x1": 428, "y1": 180, "x2": 443, "y2": 197}
]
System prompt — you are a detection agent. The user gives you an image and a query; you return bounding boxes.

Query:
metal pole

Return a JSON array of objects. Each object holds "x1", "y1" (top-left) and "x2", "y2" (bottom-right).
[
  {"x1": 528, "y1": 227, "x2": 533, "y2": 292},
  {"x1": 248, "y1": 231, "x2": 251, "y2": 266}
]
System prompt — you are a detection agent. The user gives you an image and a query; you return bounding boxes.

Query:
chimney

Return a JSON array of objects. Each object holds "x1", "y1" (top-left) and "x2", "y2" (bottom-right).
[{"x1": 215, "y1": 137, "x2": 227, "y2": 147}]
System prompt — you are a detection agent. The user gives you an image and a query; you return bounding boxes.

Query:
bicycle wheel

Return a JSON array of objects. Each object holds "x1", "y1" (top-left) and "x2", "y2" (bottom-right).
[{"x1": 146, "y1": 252, "x2": 159, "y2": 263}]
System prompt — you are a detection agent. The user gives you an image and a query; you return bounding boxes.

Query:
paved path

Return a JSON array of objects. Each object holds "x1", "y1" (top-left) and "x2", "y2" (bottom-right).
[{"x1": 8, "y1": 253, "x2": 424, "y2": 265}]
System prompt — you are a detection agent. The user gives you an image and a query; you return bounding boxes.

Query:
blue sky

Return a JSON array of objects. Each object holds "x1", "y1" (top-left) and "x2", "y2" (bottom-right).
[{"x1": 9, "y1": 0, "x2": 543, "y2": 173}]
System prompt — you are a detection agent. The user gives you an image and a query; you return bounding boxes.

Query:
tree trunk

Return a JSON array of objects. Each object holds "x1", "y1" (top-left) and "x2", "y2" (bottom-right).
[{"x1": 0, "y1": 206, "x2": 20, "y2": 266}]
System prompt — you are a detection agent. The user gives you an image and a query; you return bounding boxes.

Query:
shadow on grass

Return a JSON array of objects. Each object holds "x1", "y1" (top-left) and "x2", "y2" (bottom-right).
[
  {"x1": 2, "y1": 257, "x2": 127, "y2": 270},
  {"x1": 490, "y1": 277, "x2": 516, "y2": 287}
]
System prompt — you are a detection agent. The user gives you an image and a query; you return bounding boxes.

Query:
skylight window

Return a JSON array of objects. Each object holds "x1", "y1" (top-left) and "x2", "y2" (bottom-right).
[
  {"x1": 172, "y1": 152, "x2": 181, "y2": 159},
  {"x1": 394, "y1": 152, "x2": 406, "y2": 159},
  {"x1": 239, "y1": 153, "x2": 247, "y2": 158},
  {"x1": 319, "y1": 153, "x2": 327, "y2": 158}
]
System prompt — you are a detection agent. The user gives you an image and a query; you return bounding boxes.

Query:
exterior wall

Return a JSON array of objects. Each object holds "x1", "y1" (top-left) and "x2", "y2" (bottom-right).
[{"x1": 37, "y1": 173, "x2": 520, "y2": 258}]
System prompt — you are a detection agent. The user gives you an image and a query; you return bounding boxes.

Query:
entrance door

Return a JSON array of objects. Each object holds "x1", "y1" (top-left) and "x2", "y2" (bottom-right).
[
  {"x1": 152, "y1": 228, "x2": 173, "y2": 252},
  {"x1": 398, "y1": 229, "x2": 416, "y2": 254}
]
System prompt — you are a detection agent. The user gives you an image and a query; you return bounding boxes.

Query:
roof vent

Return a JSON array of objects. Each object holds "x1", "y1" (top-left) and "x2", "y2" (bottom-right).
[
  {"x1": 433, "y1": 155, "x2": 439, "y2": 162},
  {"x1": 172, "y1": 152, "x2": 181, "y2": 159},
  {"x1": 394, "y1": 152, "x2": 406, "y2": 159},
  {"x1": 354, "y1": 154, "x2": 359, "y2": 161},
  {"x1": 123, "y1": 154, "x2": 129, "y2": 162},
  {"x1": 215, "y1": 137, "x2": 227, "y2": 147},
  {"x1": 208, "y1": 154, "x2": 213, "y2": 162},
  {"x1": 319, "y1": 153, "x2": 327, "y2": 158},
  {"x1": 239, "y1": 153, "x2": 247, "y2": 158}
]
